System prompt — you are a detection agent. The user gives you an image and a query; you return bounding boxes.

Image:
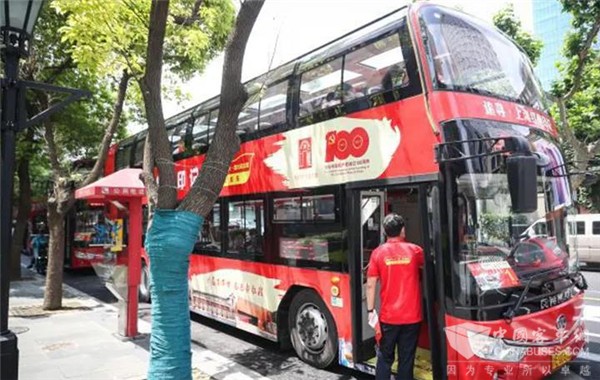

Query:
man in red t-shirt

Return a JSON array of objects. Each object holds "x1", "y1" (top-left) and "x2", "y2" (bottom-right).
[{"x1": 367, "y1": 213, "x2": 424, "y2": 380}]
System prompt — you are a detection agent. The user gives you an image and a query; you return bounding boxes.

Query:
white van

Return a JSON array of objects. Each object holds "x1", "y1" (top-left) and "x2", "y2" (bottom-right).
[{"x1": 522, "y1": 214, "x2": 600, "y2": 266}]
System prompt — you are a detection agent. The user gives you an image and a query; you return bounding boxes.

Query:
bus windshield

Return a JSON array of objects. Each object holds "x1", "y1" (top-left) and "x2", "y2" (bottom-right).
[
  {"x1": 419, "y1": 5, "x2": 546, "y2": 110},
  {"x1": 444, "y1": 119, "x2": 580, "y2": 319}
]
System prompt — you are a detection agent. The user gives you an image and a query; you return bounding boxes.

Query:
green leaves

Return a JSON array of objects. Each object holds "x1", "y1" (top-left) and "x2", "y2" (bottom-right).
[
  {"x1": 552, "y1": 0, "x2": 600, "y2": 141},
  {"x1": 52, "y1": 0, "x2": 146, "y2": 77},
  {"x1": 52, "y1": 0, "x2": 235, "y2": 84},
  {"x1": 492, "y1": 4, "x2": 543, "y2": 66},
  {"x1": 551, "y1": 0, "x2": 600, "y2": 209}
]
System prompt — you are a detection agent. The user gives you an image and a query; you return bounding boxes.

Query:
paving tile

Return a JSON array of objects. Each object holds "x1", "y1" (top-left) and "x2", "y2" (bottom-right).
[
  {"x1": 20, "y1": 366, "x2": 65, "y2": 380},
  {"x1": 10, "y1": 268, "x2": 272, "y2": 380},
  {"x1": 54, "y1": 354, "x2": 106, "y2": 378}
]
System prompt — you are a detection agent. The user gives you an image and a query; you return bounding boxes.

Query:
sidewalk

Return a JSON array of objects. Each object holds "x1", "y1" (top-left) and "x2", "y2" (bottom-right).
[{"x1": 9, "y1": 264, "x2": 271, "y2": 380}]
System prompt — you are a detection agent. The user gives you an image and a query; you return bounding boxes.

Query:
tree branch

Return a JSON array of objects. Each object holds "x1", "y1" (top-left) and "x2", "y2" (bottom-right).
[
  {"x1": 45, "y1": 57, "x2": 75, "y2": 83},
  {"x1": 44, "y1": 122, "x2": 65, "y2": 182},
  {"x1": 563, "y1": 18, "x2": 600, "y2": 101},
  {"x1": 171, "y1": 0, "x2": 203, "y2": 26},
  {"x1": 81, "y1": 70, "x2": 131, "y2": 187},
  {"x1": 141, "y1": 0, "x2": 178, "y2": 210},
  {"x1": 44, "y1": 121, "x2": 76, "y2": 216},
  {"x1": 178, "y1": 0, "x2": 265, "y2": 216},
  {"x1": 122, "y1": 0, "x2": 150, "y2": 29}
]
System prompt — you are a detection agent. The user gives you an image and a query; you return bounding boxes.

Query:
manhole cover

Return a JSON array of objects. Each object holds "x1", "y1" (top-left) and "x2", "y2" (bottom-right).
[{"x1": 11, "y1": 326, "x2": 29, "y2": 334}]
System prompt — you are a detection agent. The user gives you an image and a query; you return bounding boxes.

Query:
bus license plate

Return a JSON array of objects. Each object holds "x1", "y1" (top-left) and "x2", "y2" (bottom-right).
[{"x1": 551, "y1": 350, "x2": 571, "y2": 371}]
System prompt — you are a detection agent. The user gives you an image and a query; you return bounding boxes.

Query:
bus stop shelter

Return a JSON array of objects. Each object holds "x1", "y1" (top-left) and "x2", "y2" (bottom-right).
[{"x1": 75, "y1": 168, "x2": 146, "y2": 337}]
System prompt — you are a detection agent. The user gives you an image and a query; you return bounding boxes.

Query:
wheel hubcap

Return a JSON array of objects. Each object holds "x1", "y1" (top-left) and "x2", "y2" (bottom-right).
[{"x1": 296, "y1": 304, "x2": 328, "y2": 353}]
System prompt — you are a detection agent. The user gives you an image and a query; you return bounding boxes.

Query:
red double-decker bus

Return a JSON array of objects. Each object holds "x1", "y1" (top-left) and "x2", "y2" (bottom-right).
[{"x1": 109, "y1": 3, "x2": 587, "y2": 378}]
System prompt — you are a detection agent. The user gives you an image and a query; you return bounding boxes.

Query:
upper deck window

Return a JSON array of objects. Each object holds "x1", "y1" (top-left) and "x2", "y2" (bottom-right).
[
  {"x1": 343, "y1": 33, "x2": 408, "y2": 98},
  {"x1": 133, "y1": 131, "x2": 147, "y2": 167},
  {"x1": 170, "y1": 122, "x2": 189, "y2": 156},
  {"x1": 419, "y1": 6, "x2": 546, "y2": 110},
  {"x1": 238, "y1": 89, "x2": 261, "y2": 136},
  {"x1": 191, "y1": 113, "x2": 209, "y2": 152},
  {"x1": 116, "y1": 138, "x2": 134, "y2": 170},
  {"x1": 258, "y1": 80, "x2": 288, "y2": 129},
  {"x1": 299, "y1": 57, "x2": 343, "y2": 117}
]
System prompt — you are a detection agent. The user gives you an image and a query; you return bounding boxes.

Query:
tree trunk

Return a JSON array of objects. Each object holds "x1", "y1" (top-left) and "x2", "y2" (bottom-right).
[
  {"x1": 178, "y1": 0, "x2": 265, "y2": 216},
  {"x1": 556, "y1": 97, "x2": 600, "y2": 189},
  {"x1": 551, "y1": 18, "x2": 600, "y2": 192},
  {"x1": 10, "y1": 157, "x2": 32, "y2": 280},
  {"x1": 41, "y1": 68, "x2": 129, "y2": 309},
  {"x1": 141, "y1": 1, "x2": 264, "y2": 379},
  {"x1": 43, "y1": 202, "x2": 66, "y2": 310}
]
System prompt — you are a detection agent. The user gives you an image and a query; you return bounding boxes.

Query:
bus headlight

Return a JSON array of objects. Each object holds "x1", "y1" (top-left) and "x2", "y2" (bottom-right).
[{"x1": 467, "y1": 331, "x2": 526, "y2": 362}]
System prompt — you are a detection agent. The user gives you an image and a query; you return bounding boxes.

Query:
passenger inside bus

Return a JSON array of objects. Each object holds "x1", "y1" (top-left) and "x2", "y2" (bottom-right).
[
  {"x1": 174, "y1": 139, "x2": 186, "y2": 155},
  {"x1": 246, "y1": 228, "x2": 262, "y2": 253},
  {"x1": 195, "y1": 210, "x2": 222, "y2": 252},
  {"x1": 381, "y1": 63, "x2": 409, "y2": 90},
  {"x1": 321, "y1": 91, "x2": 340, "y2": 109}
]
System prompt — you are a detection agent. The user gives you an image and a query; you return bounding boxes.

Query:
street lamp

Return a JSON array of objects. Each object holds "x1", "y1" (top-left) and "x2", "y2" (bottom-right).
[
  {"x1": 1, "y1": 2, "x2": 88, "y2": 380},
  {"x1": 1, "y1": 2, "x2": 44, "y2": 379}
]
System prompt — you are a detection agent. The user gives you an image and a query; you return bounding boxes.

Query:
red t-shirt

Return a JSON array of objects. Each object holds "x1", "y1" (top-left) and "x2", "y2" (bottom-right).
[{"x1": 367, "y1": 237, "x2": 424, "y2": 325}]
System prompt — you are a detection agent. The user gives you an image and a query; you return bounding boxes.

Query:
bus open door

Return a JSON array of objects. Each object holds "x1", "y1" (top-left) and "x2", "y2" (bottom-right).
[{"x1": 351, "y1": 185, "x2": 442, "y2": 379}]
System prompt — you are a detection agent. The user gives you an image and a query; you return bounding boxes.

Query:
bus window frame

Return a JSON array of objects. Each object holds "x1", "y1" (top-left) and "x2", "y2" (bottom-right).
[
  {"x1": 115, "y1": 137, "x2": 135, "y2": 170},
  {"x1": 223, "y1": 196, "x2": 267, "y2": 260},
  {"x1": 132, "y1": 131, "x2": 148, "y2": 168},
  {"x1": 257, "y1": 78, "x2": 290, "y2": 132},
  {"x1": 295, "y1": 21, "x2": 422, "y2": 127},
  {"x1": 192, "y1": 198, "x2": 225, "y2": 257},
  {"x1": 190, "y1": 112, "x2": 210, "y2": 154},
  {"x1": 269, "y1": 186, "x2": 347, "y2": 271}
]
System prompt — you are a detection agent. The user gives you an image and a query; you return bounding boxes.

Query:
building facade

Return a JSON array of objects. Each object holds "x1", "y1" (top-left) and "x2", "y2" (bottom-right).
[{"x1": 531, "y1": 0, "x2": 571, "y2": 90}]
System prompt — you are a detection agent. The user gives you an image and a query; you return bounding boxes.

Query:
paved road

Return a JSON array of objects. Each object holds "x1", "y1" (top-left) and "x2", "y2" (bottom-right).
[
  {"x1": 61, "y1": 266, "x2": 600, "y2": 379},
  {"x1": 576, "y1": 270, "x2": 600, "y2": 377},
  {"x1": 61, "y1": 267, "x2": 365, "y2": 379}
]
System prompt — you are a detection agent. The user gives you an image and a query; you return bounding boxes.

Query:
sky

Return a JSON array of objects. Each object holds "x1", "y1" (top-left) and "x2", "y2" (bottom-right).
[{"x1": 132, "y1": 0, "x2": 533, "y2": 133}]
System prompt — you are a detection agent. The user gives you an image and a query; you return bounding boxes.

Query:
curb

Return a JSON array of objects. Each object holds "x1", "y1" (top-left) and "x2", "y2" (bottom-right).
[{"x1": 17, "y1": 262, "x2": 271, "y2": 380}]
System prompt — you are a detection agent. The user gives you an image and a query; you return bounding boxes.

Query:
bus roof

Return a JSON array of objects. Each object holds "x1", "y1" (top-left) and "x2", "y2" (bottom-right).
[{"x1": 163, "y1": 5, "x2": 409, "y2": 129}]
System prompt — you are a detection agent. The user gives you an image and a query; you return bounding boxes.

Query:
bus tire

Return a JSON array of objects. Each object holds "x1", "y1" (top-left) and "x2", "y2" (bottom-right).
[
  {"x1": 288, "y1": 289, "x2": 337, "y2": 368},
  {"x1": 138, "y1": 261, "x2": 151, "y2": 303}
]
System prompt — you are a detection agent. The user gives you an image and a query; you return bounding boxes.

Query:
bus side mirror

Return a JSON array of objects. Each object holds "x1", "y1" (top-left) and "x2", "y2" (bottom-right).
[{"x1": 507, "y1": 155, "x2": 538, "y2": 213}]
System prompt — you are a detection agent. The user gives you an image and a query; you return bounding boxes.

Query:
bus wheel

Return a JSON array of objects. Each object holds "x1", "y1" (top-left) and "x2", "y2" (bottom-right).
[
  {"x1": 288, "y1": 289, "x2": 337, "y2": 368},
  {"x1": 138, "y1": 262, "x2": 151, "y2": 303}
]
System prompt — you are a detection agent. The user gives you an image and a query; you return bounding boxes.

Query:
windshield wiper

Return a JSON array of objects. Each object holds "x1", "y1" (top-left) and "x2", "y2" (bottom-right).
[{"x1": 503, "y1": 267, "x2": 563, "y2": 323}]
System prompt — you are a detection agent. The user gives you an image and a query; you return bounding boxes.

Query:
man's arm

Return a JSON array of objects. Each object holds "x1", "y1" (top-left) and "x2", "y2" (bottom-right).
[
  {"x1": 417, "y1": 246, "x2": 425, "y2": 268},
  {"x1": 366, "y1": 276, "x2": 378, "y2": 312}
]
